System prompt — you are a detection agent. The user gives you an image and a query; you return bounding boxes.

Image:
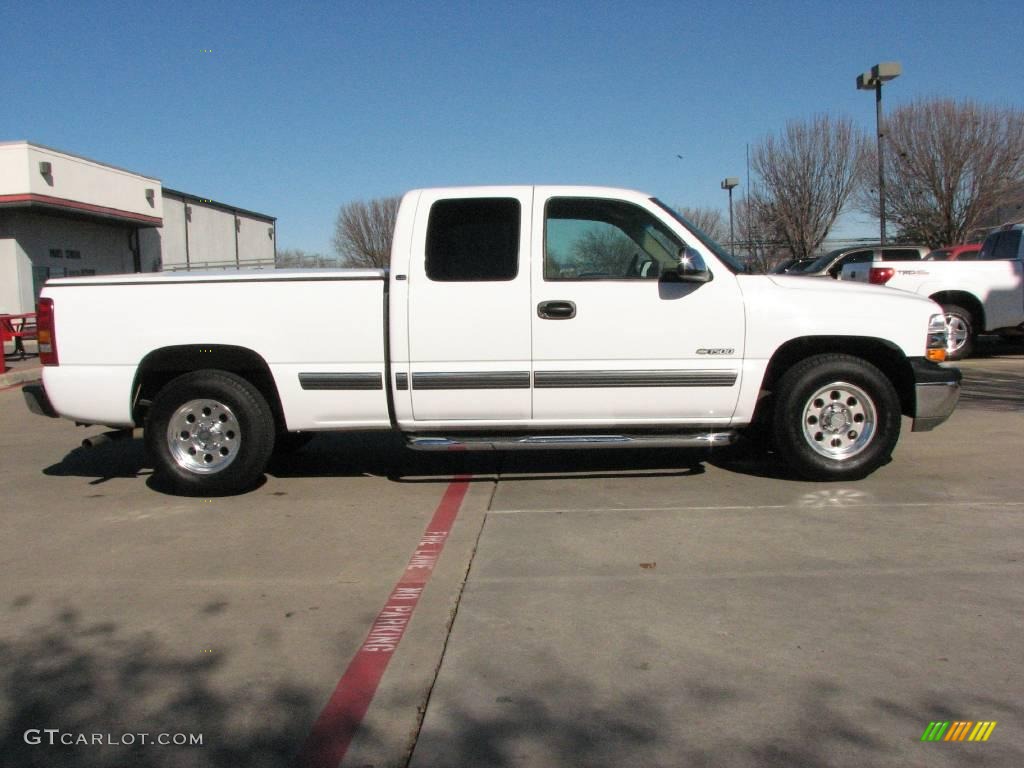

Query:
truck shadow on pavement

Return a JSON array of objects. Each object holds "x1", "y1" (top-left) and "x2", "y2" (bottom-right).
[
  {"x1": 269, "y1": 432, "x2": 715, "y2": 484},
  {"x1": 42, "y1": 431, "x2": 801, "y2": 492}
]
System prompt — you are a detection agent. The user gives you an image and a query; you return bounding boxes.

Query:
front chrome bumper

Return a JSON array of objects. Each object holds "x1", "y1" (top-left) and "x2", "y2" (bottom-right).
[{"x1": 910, "y1": 358, "x2": 961, "y2": 432}]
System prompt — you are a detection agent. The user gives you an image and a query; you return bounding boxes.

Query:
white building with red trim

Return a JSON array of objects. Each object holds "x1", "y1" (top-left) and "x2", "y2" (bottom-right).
[{"x1": 0, "y1": 141, "x2": 276, "y2": 314}]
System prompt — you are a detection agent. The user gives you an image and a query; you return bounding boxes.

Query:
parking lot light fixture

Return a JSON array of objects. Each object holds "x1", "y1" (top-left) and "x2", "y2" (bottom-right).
[
  {"x1": 721, "y1": 177, "x2": 739, "y2": 256},
  {"x1": 857, "y1": 61, "x2": 902, "y2": 245}
]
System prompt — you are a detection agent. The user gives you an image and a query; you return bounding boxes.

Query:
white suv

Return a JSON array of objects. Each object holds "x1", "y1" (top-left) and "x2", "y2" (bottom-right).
[{"x1": 804, "y1": 245, "x2": 929, "y2": 279}]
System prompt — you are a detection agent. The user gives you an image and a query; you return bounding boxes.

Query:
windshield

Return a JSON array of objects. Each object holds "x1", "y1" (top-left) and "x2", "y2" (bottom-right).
[
  {"x1": 651, "y1": 199, "x2": 744, "y2": 274},
  {"x1": 804, "y1": 248, "x2": 847, "y2": 273}
]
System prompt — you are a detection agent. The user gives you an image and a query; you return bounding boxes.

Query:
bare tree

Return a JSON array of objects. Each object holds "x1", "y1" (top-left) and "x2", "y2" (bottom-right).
[
  {"x1": 332, "y1": 196, "x2": 401, "y2": 268},
  {"x1": 752, "y1": 115, "x2": 866, "y2": 259},
  {"x1": 971, "y1": 179, "x2": 1024, "y2": 238},
  {"x1": 859, "y1": 99, "x2": 1024, "y2": 246},
  {"x1": 676, "y1": 206, "x2": 728, "y2": 244},
  {"x1": 734, "y1": 196, "x2": 788, "y2": 273},
  {"x1": 569, "y1": 228, "x2": 636, "y2": 275}
]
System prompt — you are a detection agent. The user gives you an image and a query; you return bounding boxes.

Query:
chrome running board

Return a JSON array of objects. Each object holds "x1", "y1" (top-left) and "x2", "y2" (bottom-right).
[{"x1": 406, "y1": 431, "x2": 737, "y2": 452}]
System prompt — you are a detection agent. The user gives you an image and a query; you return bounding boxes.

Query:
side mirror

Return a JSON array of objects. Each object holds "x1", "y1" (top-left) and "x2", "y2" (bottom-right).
[{"x1": 662, "y1": 246, "x2": 712, "y2": 283}]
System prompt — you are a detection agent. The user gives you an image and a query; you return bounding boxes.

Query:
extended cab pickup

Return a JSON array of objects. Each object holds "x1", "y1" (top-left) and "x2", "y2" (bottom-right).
[
  {"x1": 24, "y1": 186, "x2": 960, "y2": 494},
  {"x1": 840, "y1": 224, "x2": 1024, "y2": 359}
]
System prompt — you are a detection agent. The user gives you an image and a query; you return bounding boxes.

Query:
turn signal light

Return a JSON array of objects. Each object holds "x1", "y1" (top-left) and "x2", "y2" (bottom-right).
[{"x1": 926, "y1": 314, "x2": 947, "y2": 363}]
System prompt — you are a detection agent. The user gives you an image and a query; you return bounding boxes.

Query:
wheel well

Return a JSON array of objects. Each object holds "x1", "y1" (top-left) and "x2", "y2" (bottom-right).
[
  {"x1": 757, "y1": 337, "x2": 916, "y2": 419},
  {"x1": 929, "y1": 291, "x2": 985, "y2": 331},
  {"x1": 131, "y1": 345, "x2": 285, "y2": 430}
]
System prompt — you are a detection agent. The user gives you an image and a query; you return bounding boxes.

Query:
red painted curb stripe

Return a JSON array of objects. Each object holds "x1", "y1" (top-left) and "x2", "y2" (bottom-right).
[{"x1": 293, "y1": 476, "x2": 472, "y2": 768}]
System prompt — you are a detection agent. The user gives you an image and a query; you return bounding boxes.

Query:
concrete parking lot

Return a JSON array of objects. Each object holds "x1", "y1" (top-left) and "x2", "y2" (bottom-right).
[{"x1": 1, "y1": 344, "x2": 1021, "y2": 768}]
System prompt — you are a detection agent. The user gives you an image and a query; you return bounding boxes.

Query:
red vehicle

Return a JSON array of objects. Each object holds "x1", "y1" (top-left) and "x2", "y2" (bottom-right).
[{"x1": 925, "y1": 244, "x2": 982, "y2": 261}]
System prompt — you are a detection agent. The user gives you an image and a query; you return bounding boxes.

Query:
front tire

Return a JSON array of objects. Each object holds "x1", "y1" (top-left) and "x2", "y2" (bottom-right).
[
  {"x1": 940, "y1": 303, "x2": 974, "y2": 361},
  {"x1": 772, "y1": 354, "x2": 900, "y2": 481},
  {"x1": 146, "y1": 370, "x2": 275, "y2": 495}
]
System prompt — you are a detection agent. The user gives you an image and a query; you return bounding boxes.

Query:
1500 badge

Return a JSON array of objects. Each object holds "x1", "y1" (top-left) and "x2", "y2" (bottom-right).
[{"x1": 696, "y1": 348, "x2": 735, "y2": 355}]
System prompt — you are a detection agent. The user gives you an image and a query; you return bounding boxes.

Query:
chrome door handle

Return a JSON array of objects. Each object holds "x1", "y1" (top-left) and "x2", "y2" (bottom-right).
[{"x1": 537, "y1": 300, "x2": 576, "y2": 319}]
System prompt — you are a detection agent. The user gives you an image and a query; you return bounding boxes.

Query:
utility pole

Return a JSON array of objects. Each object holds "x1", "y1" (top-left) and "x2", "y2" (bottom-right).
[{"x1": 857, "y1": 62, "x2": 902, "y2": 245}]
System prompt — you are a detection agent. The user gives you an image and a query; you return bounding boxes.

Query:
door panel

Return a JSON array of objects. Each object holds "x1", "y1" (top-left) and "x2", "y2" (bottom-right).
[
  {"x1": 530, "y1": 193, "x2": 745, "y2": 424},
  {"x1": 407, "y1": 189, "x2": 533, "y2": 422}
]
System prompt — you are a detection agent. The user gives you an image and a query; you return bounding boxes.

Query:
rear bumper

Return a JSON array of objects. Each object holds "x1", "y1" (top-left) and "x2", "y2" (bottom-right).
[
  {"x1": 910, "y1": 358, "x2": 961, "y2": 432},
  {"x1": 22, "y1": 382, "x2": 59, "y2": 418}
]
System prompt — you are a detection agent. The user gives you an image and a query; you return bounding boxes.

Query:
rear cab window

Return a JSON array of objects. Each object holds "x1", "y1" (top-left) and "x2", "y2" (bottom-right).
[{"x1": 425, "y1": 198, "x2": 520, "y2": 281}]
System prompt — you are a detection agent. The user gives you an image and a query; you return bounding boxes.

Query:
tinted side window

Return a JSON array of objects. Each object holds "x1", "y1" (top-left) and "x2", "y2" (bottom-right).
[
  {"x1": 881, "y1": 248, "x2": 922, "y2": 261},
  {"x1": 986, "y1": 230, "x2": 1021, "y2": 260},
  {"x1": 426, "y1": 198, "x2": 520, "y2": 281},
  {"x1": 842, "y1": 250, "x2": 873, "y2": 265},
  {"x1": 544, "y1": 197, "x2": 684, "y2": 280},
  {"x1": 979, "y1": 231, "x2": 1022, "y2": 261}
]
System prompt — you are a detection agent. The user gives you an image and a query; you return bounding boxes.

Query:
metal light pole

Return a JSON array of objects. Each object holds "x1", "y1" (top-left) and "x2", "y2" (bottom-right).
[
  {"x1": 857, "y1": 62, "x2": 901, "y2": 245},
  {"x1": 721, "y1": 177, "x2": 739, "y2": 255}
]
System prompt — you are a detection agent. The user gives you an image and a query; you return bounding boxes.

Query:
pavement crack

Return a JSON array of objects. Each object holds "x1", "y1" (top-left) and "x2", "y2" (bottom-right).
[{"x1": 402, "y1": 476, "x2": 496, "y2": 767}]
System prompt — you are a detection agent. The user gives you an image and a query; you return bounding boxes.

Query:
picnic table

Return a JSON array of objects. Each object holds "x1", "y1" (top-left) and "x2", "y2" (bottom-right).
[{"x1": 1, "y1": 312, "x2": 37, "y2": 374}]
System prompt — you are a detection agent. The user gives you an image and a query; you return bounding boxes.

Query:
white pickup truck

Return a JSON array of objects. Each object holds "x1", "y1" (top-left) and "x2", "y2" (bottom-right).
[
  {"x1": 840, "y1": 224, "x2": 1024, "y2": 359},
  {"x1": 24, "y1": 186, "x2": 960, "y2": 494}
]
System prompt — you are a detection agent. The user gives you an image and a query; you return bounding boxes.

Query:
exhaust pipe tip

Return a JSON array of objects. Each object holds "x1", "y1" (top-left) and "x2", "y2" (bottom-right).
[{"x1": 81, "y1": 429, "x2": 135, "y2": 449}]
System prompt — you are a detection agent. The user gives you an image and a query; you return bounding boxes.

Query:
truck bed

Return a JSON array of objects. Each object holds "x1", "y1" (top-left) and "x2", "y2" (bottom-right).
[{"x1": 42, "y1": 269, "x2": 391, "y2": 429}]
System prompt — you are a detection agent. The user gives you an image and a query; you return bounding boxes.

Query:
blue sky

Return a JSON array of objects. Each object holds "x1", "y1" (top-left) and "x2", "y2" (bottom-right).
[{"x1": 3, "y1": 0, "x2": 1022, "y2": 254}]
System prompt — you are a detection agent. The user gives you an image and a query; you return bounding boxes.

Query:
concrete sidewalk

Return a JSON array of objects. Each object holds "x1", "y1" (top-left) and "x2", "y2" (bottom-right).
[
  {"x1": 1, "y1": 338, "x2": 41, "y2": 388},
  {"x1": 0, "y1": 357, "x2": 41, "y2": 389}
]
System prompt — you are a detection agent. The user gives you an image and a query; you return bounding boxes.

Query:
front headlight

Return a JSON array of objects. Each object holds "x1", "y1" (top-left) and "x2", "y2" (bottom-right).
[{"x1": 926, "y1": 314, "x2": 947, "y2": 362}]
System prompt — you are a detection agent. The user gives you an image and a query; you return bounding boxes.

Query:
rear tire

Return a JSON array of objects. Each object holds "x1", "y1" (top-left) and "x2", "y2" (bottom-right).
[
  {"x1": 940, "y1": 303, "x2": 974, "y2": 360},
  {"x1": 772, "y1": 354, "x2": 900, "y2": 481},
  {"x1": 146, "y1": 370, "x2": 275, "y2": 495}
]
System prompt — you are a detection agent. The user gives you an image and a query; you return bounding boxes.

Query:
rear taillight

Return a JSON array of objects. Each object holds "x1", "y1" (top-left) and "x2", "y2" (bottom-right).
[
  {"x1": 36, "y1": 297, "x2": 58, "y2": 365},
  {"x1": 869, "y1": 267, "x2": 895, "y2": 285}
]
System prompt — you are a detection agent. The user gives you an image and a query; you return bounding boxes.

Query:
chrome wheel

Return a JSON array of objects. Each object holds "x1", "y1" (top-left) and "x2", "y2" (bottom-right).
[
  {"x1": 944, "y1": 313, "x2": 970, "y2": 356},
  {"x1": 166, "y1": 399, "x2": 241, "y2": 474},
  {"x1": 801, "y1": 382, "x2": 876, "y2": 460}
]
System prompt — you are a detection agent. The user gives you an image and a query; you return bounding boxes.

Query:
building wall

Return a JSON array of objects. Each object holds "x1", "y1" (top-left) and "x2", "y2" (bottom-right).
[
  {"x1": 0, "y1": 237, "x2": 29, "y2": 314},
  {"x1": 0, "y1": 143, "x2": 275, "y2": 309},
  {"x1": 0, "y1": 144, "x2": 31, "y2": 196},
  {"x1": 0, "y1": 210, "x2": 136, "y2": 313},
  {"x1": 238, "y1": 215, "x2": 275, "y2": 264},
  {"x1": 0, "y1": 142, "x2": 163, "y2": 223},
  {"x1": 186, "y1": 201, "x2": 237, "y2": 267},
  {"x1": 152, "y1": 194, "x2": 275, "y2": 270},
  {"x1": 143, "y1": 196, "x2": 189, "y2": 270}
]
